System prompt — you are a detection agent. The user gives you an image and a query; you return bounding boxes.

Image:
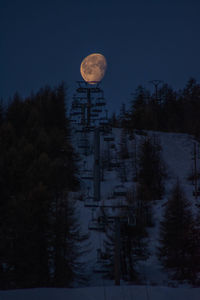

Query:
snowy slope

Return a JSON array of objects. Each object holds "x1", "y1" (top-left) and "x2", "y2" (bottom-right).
[
  {"x1": 140, "y1": 131, "x2": 198, "y2": 286},
  {"x1": 0, "y1": 285, "x2": 199, "y2": 300},
  {"x1": 72, "y1": 128, "x2": 199, "y2": 287},
  {"x1": 1, "y1": 129, "x2": 199, "y2": 299}
]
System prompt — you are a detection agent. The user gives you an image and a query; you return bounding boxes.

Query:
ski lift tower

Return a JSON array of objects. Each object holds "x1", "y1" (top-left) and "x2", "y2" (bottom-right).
[
  {"x1": 149, "y1": 79, "x2": 163, "y2": 104},
  {"x1": 76, "y1": 81, "x2": 106, "y2": 130}
]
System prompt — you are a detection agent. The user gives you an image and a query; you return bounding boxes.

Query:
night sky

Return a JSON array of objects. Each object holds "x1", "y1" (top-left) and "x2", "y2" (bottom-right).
[{"x1": 1, "y1": 0, "x2": 200, "y2": 113}]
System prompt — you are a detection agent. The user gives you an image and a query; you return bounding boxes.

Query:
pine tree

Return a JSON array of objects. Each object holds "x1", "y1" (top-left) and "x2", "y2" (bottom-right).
[
  {"x1": 138, "y1": 137, "x2": 166, "y2": 202},
  {"x1": 130, "y1": 85, "x2": 149, "y2": 130},
  {"x1": 158, "y1": 181, "x2": 197, "y2": 283},
  {"x1": 110, "y1": 112, "x2": 118, "y2": 128},
  {"x1": 189, "y1": 208, "x2": 200, "y2": 285},
  {"x1": 119, "y1": 129, "x2": 129, "y2": 160},
  {"x1": 103, "y1": 189, "x2": 148, "y2": 283},
  {"x1": 0, "y1": 98, "x2": 4, "y2": 126}
]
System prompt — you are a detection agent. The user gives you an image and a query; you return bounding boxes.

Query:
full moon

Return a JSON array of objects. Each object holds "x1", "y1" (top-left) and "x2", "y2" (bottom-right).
[{"x1": 80, "y1": 53, "x2": 107, "y2": 84}]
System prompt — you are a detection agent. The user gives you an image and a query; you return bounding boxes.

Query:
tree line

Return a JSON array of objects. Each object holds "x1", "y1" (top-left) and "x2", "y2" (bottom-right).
[
  {"x1": 0, "y1": 84, "x2": 86, "y2": 289},
  {"x1": 115, "y1": 78, "x2": 200, "y2": 141},
  {"x1": 112, "y1": 78, "x2": 200, "y2": 285},
  {"x1": 1, "y1": 78, "x2": 200, "y2": 289}
]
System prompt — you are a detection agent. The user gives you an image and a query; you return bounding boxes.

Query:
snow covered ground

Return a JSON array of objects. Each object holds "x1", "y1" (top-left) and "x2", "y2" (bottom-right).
[
  {"x1": 0, "y1": 285, "x2": 199, "y2": 300},
  {"x1": 2, "y1": 129, "x2": 199, "y2": 299},
  {"x1": 73, "y1": 128, "x2": 199, "y2": 288},
  {"x1": 140, "y1": 131, "x2": 198, "y2": 287}
]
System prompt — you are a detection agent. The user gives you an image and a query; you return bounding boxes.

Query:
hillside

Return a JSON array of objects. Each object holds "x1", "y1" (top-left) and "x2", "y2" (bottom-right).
[
  {"x1": 70, "y1": 127, "x2": 199, "y2": 287},
  {"x1": 1, "y1": 128, "x2": 199, "y2": 299}
]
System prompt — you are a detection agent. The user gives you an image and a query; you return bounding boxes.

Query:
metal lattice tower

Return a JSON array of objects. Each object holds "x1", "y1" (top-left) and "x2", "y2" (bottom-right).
[
  {"x1": 70, "y1": 81, "x2": 107, "y2": 131},
  {"x1": 149, "y1": 80, "x2": 163, "y2": 103}
]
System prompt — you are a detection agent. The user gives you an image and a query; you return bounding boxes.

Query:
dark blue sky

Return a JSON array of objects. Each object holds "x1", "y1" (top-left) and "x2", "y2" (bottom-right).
[{"x1": 1, "y1": 0, "x2": 200, "y2": 113}]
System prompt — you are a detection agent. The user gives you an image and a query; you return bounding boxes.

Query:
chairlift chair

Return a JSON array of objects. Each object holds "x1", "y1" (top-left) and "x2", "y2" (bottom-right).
[
  {"x1": 75, "y1": 128, "x2": 85, "y2": 133},
  {"x1": 127, "y1": 213, "x2": 136, "y2": 227},
  {"x1": 99, "y1": 120, "x2": 109, "y2": 126},
  {"x1": 93, "y1": 248, "x2": 110, "y2": 273},
  {"x1": 113, "y1": 185, "x2": 127, "y2": 197},
  {"x1": 96, "y1": 97, "x2": 106, "y2": 107},
  {"x1": 88, "y1": 218, "x2": 105, "y2": 231},
  {"x1": 81, "y1": 169, "x2": 94, "y2": 180},
  {"x1": 92, "y1": 108, "x2": 102, "y2": 113},
  {"x1": 70, "y1": 111, "x2": 82, "y2": 116},
  {"x1": 84, "y1": 196, "x2": 99, "y2": 207},
  {"x1": 78, "y1": 144, "x2": 90, "y2": 149},
  {"x1": 104, "y1": 136, "x2": 114, "y2": 142},
  {"x1": 193, "y1": 187, "x2": 200, "y2": 197}
]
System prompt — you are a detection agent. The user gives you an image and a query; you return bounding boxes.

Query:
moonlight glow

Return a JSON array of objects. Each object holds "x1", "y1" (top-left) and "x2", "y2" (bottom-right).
[{"x1": 80, "y1": 53, "x2": 107, "y2": 84}]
